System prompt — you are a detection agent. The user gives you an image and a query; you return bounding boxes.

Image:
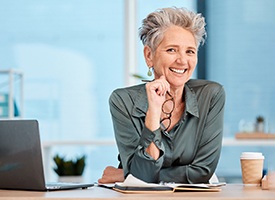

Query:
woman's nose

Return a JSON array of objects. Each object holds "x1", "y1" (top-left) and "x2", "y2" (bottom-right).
[{"x1": 176, "y1": 53, "x2": 187, "y2": 64}]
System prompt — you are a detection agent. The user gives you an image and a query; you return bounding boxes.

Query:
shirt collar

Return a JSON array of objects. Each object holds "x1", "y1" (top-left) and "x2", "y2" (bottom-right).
[
  {"x1": 185, "y1": 82, "x2": 199, "y2": 118},
  {"x1": 131, "y1": 85, "x2": 148, "y2": 117},
  {"x1": 132, "y1": 83, "x2": 199, "y2": 118}
]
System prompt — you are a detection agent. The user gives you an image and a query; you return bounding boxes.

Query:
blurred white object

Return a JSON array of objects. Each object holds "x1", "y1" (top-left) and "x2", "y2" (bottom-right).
[
  {"x1": 209, "y1": 173, "x2": 219, "y2": 184},
  {"x1": 239, "y1": 120, "x2": 255, "y2": 132}
]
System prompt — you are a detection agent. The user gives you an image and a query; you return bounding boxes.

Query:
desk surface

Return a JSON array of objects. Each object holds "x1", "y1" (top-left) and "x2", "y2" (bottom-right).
[{"x1": 0, "y1": 184, "x2": 275, "y2": 200}]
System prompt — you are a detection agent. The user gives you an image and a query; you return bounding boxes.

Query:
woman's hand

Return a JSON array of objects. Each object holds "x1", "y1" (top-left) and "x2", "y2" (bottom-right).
[
  {"x1": 98, "y1": 166, "x2": 124, "y2": 184},
  {"x1": 145, "y1": 75, "x2": 170, "y2": 131}
]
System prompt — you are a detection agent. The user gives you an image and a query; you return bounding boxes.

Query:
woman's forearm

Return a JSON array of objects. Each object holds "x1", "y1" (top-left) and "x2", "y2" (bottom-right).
[{"x1": 144, "y1": 109, "x2": 161, "y2": 160}]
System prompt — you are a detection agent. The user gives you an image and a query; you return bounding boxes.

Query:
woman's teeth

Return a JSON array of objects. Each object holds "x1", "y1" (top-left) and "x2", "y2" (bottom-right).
[{"x1": 170, "y1": 68, "x2": 186, "y2": 74}]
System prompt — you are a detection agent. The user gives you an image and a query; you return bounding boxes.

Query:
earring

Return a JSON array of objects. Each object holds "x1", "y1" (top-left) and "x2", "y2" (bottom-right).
[{"x1": 147, "y1": 67, "x2": 152, "y2": 77}]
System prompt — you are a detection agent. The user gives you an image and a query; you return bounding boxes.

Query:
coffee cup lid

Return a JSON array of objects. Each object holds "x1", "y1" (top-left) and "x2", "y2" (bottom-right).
[{"x1": 240, "y1": 152, "x2": 264, "y2": 159}]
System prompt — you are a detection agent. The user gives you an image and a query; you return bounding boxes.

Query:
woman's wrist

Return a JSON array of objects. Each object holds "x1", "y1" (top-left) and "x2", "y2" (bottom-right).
[{"x1": 145, "y1": 109, "x2": 161, "y2": 131}]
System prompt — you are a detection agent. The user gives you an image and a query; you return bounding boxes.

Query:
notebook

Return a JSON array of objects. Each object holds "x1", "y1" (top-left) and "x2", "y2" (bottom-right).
[{"x1": 0, "y1": 119, "x2": 94, "y2": 191}]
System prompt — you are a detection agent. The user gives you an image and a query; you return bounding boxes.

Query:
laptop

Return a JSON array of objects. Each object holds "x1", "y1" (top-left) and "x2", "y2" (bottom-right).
[{"x1": 0, "y1": 119, "x2": 94, "y2": 191}]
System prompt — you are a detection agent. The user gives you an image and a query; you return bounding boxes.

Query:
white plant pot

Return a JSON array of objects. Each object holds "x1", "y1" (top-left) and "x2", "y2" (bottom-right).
[
  {"x1": 256, "y1": 122, "x2": 265, "y2": 132},
  {"x1": 58, "y1": 176, "x2": 84, "y2": 183}
]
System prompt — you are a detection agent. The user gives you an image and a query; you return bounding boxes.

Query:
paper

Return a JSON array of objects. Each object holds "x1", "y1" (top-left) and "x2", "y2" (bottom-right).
[
  {"x1": 113, "y1": 174, "x2": 226, "y2": 193},
  {"x1": 116, "y1": 174, "x2": 167, "y2": 188}
]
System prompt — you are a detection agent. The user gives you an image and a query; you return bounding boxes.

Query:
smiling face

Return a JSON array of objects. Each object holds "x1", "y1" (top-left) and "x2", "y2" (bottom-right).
[{"x1": 144, "y1": 25, "x2": 198, "y2": 89}]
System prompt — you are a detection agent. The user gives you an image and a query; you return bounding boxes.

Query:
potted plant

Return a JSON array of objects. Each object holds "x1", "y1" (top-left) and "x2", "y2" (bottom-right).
[
  {"x1": 53, "y1": 154, "x2": 86, "y2": 182},
  {"x1": 256, "y1": 115, "x2": 265, "y2": 132}
]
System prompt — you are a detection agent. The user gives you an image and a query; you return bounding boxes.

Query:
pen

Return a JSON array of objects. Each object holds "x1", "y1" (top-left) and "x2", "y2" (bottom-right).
[{"x1": 141, "y1": 79, "x2": 154, "y2": 82}]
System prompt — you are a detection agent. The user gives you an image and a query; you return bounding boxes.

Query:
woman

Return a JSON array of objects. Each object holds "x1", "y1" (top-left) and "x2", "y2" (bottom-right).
[{"x1": 99, "y1": 7, "x2": 225, "y2": 184}]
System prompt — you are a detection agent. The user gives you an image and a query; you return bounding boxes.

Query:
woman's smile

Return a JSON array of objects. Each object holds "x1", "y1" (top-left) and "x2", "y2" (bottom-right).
[{"x1": 169, "y1": 67, "x2": 187, "y2": 74}]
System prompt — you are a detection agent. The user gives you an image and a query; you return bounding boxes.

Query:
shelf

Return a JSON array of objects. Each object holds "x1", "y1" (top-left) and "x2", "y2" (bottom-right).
[
  {"x1": 42, "y1": 139, "x2": 116, "y2": 148},
  {"x1": 235, "y1": 132, "x2": 275, "y2": 139},
  {"x1": 0, "y1": 69, "x2": 24, "y2": 118},
  {"x1": 42, "y1": 138, "x2": 275, "y2": 148},
  {"x1": 223, "y1": 138, "x2": 275, "y2": 146}
]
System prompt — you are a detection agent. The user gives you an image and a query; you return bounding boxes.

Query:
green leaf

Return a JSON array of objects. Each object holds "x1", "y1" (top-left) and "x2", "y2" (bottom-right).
[{"x1": 52, "y1": 154, "x2": 86, "y2": 176}]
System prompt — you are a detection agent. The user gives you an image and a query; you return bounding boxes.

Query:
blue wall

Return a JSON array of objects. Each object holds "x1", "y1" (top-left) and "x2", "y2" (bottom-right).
[{"x1": 207, "y1": 0, "x2": 275, "y2": 179}]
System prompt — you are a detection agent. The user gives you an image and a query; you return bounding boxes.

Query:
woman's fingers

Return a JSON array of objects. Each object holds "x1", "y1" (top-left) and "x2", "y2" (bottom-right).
[{"x1": 148, "y1": 76, "x2": 170, "y2": 96}]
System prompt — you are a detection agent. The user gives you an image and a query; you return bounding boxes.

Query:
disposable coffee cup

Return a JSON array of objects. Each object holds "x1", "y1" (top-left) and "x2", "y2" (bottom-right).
[{"x1": 240, "y1": 152, "x2": 264, "y2": 186}]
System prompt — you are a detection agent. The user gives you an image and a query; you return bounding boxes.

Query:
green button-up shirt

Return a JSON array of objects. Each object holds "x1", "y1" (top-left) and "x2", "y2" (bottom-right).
[{"x1": 109, "y1": 79, "x2": 225, "y2": 183}]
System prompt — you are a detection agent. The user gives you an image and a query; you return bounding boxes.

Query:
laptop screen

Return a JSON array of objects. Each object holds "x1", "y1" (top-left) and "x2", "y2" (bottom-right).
[{"x1": 0, "y1": 120, "x2": 46, "y2": 190}]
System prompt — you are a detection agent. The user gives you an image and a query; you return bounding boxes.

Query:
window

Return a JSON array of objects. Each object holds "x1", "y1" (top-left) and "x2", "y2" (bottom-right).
[
  {"x1": 205, "y1": 0, "x2": 275, "y2": 179},
  {"x1": 0, "y1": 0, "x2": 124, "y2": 181}
]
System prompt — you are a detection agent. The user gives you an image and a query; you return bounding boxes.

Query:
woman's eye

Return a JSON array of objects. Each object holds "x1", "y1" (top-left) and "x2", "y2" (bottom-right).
[
  {"x1": 167, "y1": 48, "x2": 176, "y2": 52},
  {"x1": 187, "y1": 50, "x2": 196, "y2": 54}
]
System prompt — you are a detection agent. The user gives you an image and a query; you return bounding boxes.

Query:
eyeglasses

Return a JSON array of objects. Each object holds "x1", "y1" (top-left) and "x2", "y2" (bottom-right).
[{"x1": 160, "y1": 91, "x2": 175, "y2": 132}]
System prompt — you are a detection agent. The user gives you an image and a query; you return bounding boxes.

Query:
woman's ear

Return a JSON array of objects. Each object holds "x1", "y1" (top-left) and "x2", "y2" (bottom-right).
[{"x1": 143, "y1": 46, "x2": 153, "y2": 67}]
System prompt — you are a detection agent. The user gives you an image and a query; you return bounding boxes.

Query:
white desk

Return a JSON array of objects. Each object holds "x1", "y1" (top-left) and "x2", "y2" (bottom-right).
[{"x1": 1, "y1": 184, "x2": 275, "y2": 200}]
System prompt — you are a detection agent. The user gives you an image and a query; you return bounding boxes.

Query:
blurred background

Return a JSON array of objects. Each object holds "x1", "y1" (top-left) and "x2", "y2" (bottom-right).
[{"x1": 0, "y1": 0, "x2": 275, "y2": 183}]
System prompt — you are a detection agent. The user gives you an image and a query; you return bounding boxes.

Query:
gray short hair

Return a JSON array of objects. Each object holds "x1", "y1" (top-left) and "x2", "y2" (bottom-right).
[{"x1": 139, "y1": 7, "x2": 206, "y2": 51}]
